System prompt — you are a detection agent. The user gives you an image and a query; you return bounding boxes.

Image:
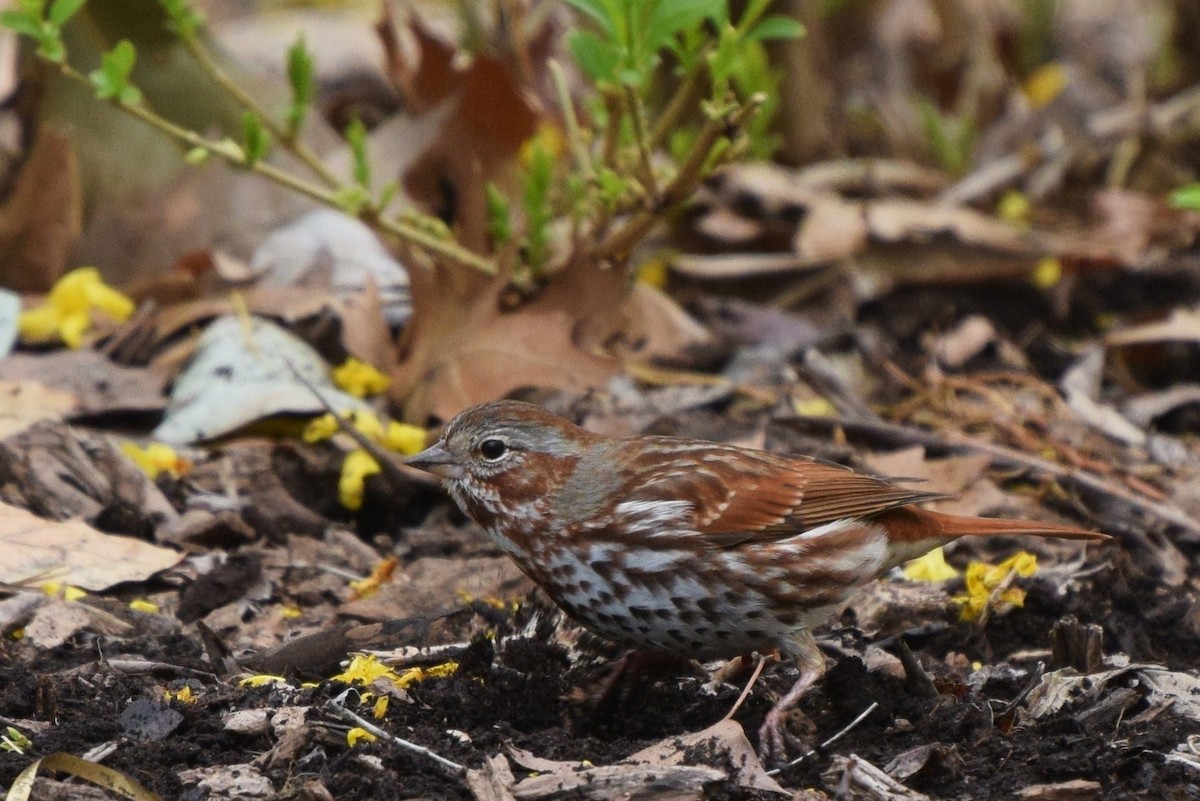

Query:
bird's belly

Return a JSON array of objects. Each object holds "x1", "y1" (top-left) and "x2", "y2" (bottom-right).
[{"x1": 523, "y1": 540, "x2": 851, "y2": 660}]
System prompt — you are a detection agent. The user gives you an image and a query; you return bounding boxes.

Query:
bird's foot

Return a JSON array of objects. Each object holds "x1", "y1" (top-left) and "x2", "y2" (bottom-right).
[{"x1": 757, "y1": 706, "x2": 816, "y2": 765}]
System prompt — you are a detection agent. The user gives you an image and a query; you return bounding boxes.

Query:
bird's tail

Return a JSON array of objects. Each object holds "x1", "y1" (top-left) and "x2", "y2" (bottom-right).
[{"x1": 880, "y1": 506, "x2": 1108, "y2": 544}]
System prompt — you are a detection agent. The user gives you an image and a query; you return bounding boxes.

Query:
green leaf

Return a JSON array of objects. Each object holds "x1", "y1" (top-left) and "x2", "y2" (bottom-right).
[
  {"x1": 184, "y1": 146, "x2": 210, "y2": 165},
  {"x1": 242, "y1": 111, "x2": 269, "y2": 163},
  {"x1": 521, "y1": 140, "x2": 553, "y2": 271},
  {"x1": 286, "y1": 35, "x2": 314, "y2": 137},
  {"x1": 334, "y1": 185, "x2": 370, "y2": 216},
  {"x1": 1169, "y1": 183, "x2": 1200, "y2": 211},
  {"x1": 747, "y1": 15, "x2": 805, "y2": 41},
  {"x1": 90, "y1": 40, "x2": 138, "y2": 99},
  {"x1": 157, "y1": 0, "x2": 203, "y2": 37},
  {"x1": 376, "y1": 180, "x2": 399, "y2": 214},
  {"x1": 37, "y1": 34, "x2": 66, "y2": 63},
  {"x1": 485, "y1": 183, "x2": 511, "y2": 245},
  {"x1": 345, "y1": 115, "x2": 369, "y2": 188},
  {"x1": 644, "y1": 0, "x2": 720, "y2": 53},
  {"x1": 567, "y1": 30, "x2": 620, "y2": 82},
  {"x1": 48, "y1": 0, "x2": 85, "y2": 27},
  {"x1": 0, "y1": 11, "x2": 42, "y2": 38},
  {"x1": 563, "y1": 0, "x2": 616, "y2": 37}
]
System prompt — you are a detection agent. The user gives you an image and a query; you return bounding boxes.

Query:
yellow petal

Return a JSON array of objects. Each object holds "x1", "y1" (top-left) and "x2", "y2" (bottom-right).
[
  {"x1": 350, "y1": 410, "x2": 385, "y2": 440},
  {"x1": 383, "y1": 422, "x2": 427, "y2": 455},
  {"x1": 1023, "y1": 63, "x2": 1068, "y2": 109},
  {"x1": 333, "y1": 358, "x2": 391, "y2": 398},
  {"x1": 372, "y1": 696, "x2": 389, "y2": 719},
  {"x1": 331, "y1": 654, "x2": 402, "y2": 685},
  {"x1": 128, "y1": 599, "x2": 160, "y2": 614},
  {"x1": 347, "y1": 727, "x2": 378, "y2": 747},
  {"x1": 903, "y1": 547, "x2": 960, "y2": 582},
  {"x1": 58, "y1": 312, "x2": 91, "y2": 349},
  {"x1": 17, "y1": 306, "x2": 64, "y2": 343},
  {"x1": 1032, "y1": 257, "x2": 1062, "y2": 290},
  {"x1": 121, "y1": 441, "x2": 189, "y2": 479},
  {"x1": 303, "y1": 413, "x2": 340, "y2": 443},
  {"x1": 339, "y1": 449, "x2": 381, "y2": 510}
]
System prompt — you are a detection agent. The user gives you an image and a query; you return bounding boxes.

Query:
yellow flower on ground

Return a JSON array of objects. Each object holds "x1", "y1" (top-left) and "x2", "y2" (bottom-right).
[
  {"x1": 954, "y1": 551, "x2": 1038, "y2": 622},
  {"x1": 394, "y1": 661, "x2": 459, "y2": 689},
  {"x1": 304, "y1": 410, "x2": 385, "y2": 444},
  {"x1": 347, "y1": 727, "x2": 378, "y2": 747},
  {"x1": 120, "y1": 441, "x2": 190, "y2": 479},
  {"x1": 382, "y1": 422, "x2": 427, "y2": 455},
  {"x1": 339, "y1": 449, "x2": 381, "y2": 510},
  {"x1": 349, "y1": 557, "x2": 399, "y2": 600},
  {"x1": 333, "y1": 358, "x2": 391, "y2": 398},
  {"x1": 19, "y1": 267, "x2": 135, "y2": 348},
  {"x1": 1023, "y1": 62, "x2": 1068, "y2": 109},
  {"x1": 41, "y1": 582, "x2": 86, "y2": 601},
  {"x1": 903, "y1": 547, "x2": 960, "y2": 583},
  {"x1": 1032, "y1": 256, "x2": 1062, "y2": 290},
  {"x1": 332, "y1": 654, "x2": 403, "y2": 686},
  {"x1": 128, "y1": 599, "x2": 160, "y2": 614},
  {"x1": 373, "y1": 696, "x2": 389, "y2": 719},
  {"x1": 636, "y1": 255, "x2": 670, "y2": 289}
]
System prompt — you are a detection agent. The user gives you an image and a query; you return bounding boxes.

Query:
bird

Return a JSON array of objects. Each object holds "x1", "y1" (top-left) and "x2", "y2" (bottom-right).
[{"x1": 405, "y1": 399, "x2": 1107, "y2": 760}]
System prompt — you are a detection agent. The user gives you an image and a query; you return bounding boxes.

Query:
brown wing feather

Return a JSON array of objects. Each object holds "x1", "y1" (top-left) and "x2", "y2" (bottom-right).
[{"x1": 621, "y1": 440, "x2": 945, "y2": 547}]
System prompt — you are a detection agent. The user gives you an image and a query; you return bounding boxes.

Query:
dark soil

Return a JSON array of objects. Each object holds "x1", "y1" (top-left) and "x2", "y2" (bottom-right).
[{"x1": 2, "y1": 537, "x2": 1198, "y2": 800}]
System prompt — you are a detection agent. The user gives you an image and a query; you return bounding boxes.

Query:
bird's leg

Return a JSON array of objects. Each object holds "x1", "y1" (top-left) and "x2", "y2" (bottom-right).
[{"x1": 758, "y1": 629, "x2": 826, "y2": 764}]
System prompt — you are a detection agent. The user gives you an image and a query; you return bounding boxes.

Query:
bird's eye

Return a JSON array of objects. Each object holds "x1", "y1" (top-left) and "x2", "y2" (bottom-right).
[{"x1": 479, "y1": 439, "x2": 508, "y2": 461}]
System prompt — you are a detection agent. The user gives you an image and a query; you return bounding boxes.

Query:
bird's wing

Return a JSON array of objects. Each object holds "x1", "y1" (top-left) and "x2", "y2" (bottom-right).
[{"x1": 617, "y1": 441, "x2": 945, "y2": 547}]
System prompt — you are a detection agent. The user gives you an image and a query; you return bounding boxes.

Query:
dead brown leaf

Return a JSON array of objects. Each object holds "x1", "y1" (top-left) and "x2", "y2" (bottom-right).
[{"x1": 0, "y1": 501, "x2": 182, "y2": 590}]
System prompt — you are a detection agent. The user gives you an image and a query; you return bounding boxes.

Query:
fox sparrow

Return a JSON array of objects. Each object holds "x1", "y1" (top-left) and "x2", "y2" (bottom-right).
[{"x1": 407, "y1": 400, "x2": 1107, "y2": 758}]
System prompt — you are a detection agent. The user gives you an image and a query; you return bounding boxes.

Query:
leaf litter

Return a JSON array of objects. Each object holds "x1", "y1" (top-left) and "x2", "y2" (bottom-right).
[{"x1": 3, "y1": 2, "x2": 1200, "y2": 800}]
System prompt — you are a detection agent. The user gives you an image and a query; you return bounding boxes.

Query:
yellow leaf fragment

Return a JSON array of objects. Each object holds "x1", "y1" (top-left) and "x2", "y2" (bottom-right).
[
  {"x1": 347, "y1": 727, "x2": 378, "y2": 747},
  {"x1": 333, "y1": 358, "x2": 391, "y2": 398},
  {"x1": 903, "y1": 547, "x2": 960, "y2": 583},
  {"x1": 280, "y1": 605, "x2": 302, "y2": 619},
  {"x1": 18, "y1": 267, "x2": 136, "y2": 348},
  {"x1": 128, "y1": 599, "x2": 160, "y2": 614}
]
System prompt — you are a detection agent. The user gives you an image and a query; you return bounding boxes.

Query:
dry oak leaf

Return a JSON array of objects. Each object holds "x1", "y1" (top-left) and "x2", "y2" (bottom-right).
[{"x1": 0, "y1": 501, "x2": 182, "y2": 590}]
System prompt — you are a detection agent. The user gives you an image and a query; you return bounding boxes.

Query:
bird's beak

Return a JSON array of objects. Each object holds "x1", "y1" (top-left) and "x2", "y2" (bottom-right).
[{"x1": 406, "y1": 443, "x2": 465, "y2": 480}]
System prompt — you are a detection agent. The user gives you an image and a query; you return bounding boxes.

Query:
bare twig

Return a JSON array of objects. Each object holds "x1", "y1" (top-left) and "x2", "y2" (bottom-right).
[
  {"x1": 720, "y1": 654, "x2": 769, "y2": 722},
  {"x1": 766, "y1": 701, "x2": 880, "y2": 775},
  {"x1": 324, "y1": 697, "x2": 465, "y2": 775}
]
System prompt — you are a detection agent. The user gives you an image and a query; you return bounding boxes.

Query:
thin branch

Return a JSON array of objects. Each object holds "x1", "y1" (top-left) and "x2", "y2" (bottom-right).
[
  {"x1": 599, "y1": 94, "x2": 763, "y2": 260},
  {"x1": 54, "y1": 61, "x2": 497, "y2": 276},
  {"x1": 178, "y1": 32, "x2": 342, "y2": 188},
  {"x1": 765, "y1": 702, "x2": 880, "y2": 776},
  {"x1": 624, "y1": 84, "x2": 658, "y2": 196},
  {"x1": 324, "y1": 697, "x2": 465, "y2": 775}
]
